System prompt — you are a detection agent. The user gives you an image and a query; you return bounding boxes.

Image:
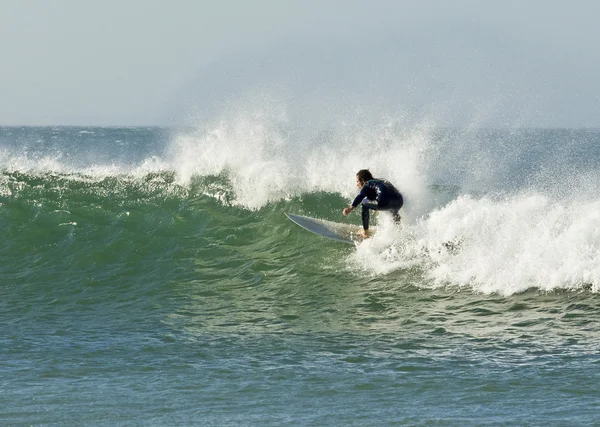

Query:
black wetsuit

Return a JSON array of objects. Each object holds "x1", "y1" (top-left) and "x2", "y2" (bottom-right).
[{"x1": 351, "y1": 179, "x2": 404, "y2": 230}]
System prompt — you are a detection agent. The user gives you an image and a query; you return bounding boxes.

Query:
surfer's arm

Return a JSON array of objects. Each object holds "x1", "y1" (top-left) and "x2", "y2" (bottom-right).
[
  {"x1": 342, "y1": 204, "x2": 370, "y2": 232},
  {"x1": 343, "y1": 188, "x2": 367, "y2": 216},
  {"x1": 351, "y1": 187, "x2": 368, "y2": 207}
]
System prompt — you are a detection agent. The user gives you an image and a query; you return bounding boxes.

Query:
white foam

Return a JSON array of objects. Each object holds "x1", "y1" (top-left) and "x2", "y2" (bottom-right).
[
  {"x1": 0, "y1": 148, "x2": 67, "y2": 174},
  {"x1": 168, "y1": 113, "x2": 292, "y2": 209},
  {"x1": 347, "y1": 193, "x2": 600, "y2": 294},
  {"x1": 168, "y1": 104, "x2": 432, "y2": 212},
  {"x1": 0, "y1": 145, "x2": 168, "y2": 183}
]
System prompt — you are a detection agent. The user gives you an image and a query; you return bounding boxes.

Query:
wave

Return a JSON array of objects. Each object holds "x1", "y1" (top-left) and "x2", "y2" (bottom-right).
[
  {"x1": 3, "y1": 169, "x2": 599, "y2": 296},
  {"x1": 163, "y1": 107, "x2": 600, "y2": 294},
  {"x1": 2, "y1": 108, "x2": 600, "y2": 295}
]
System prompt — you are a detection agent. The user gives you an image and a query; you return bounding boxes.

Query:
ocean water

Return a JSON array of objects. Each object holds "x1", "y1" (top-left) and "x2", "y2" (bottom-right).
[{"x1": 2, "y1": 122, "x2": 600, "y2": 426}]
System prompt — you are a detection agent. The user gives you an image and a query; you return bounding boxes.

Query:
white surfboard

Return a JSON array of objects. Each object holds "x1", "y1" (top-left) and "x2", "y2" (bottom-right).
[{"x1": 285, "y1": 213, "x2": 366, "y2": 244}]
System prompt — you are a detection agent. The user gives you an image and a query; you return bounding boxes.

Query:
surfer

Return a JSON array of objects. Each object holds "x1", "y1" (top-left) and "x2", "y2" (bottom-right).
[{"x1": 342, "y1": 169, "x2": 403, "y2": 238}]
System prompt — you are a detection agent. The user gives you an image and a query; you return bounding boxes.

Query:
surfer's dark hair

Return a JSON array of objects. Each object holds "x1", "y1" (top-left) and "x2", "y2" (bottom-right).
[{"x1": 356, "y1": 169, "x2": 374, "y2": 182}]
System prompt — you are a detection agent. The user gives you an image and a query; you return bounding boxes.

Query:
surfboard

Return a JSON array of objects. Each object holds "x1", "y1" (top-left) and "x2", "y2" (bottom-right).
[{"x1": 285, "y1": 213, "x2": 365, "y2": 244}]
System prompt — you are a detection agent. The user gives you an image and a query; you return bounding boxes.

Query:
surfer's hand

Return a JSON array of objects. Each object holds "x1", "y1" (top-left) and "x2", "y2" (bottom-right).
[{"x1": 343, "y1": 206, "x2": 354, "y2": 216}]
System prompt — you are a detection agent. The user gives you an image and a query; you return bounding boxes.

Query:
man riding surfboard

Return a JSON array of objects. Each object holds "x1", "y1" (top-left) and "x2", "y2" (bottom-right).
[{"x1": 343, "y1": 169, "x2": 403, "y2": 238}]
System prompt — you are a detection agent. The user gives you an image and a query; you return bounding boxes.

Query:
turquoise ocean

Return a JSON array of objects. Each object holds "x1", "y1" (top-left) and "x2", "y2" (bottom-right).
[{"x1": 2, "y1": 123, "x2": 600, "y2": 425}]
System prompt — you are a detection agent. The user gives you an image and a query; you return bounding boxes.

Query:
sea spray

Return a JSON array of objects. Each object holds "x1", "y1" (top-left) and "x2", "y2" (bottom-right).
[{"x1": 168, "y1": 105, "x2": 433, "y2": 214}]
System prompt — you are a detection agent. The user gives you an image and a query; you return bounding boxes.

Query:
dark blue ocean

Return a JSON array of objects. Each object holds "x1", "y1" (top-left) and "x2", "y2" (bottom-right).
[{"x1": 2, "y1": 124, "x2": 600, "y2": 425}]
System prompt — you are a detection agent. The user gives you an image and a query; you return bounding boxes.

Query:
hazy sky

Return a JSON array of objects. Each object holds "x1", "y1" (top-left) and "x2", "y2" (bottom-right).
[{"x1": 1, "y1": 0, "x2": 599, "y2": 127}]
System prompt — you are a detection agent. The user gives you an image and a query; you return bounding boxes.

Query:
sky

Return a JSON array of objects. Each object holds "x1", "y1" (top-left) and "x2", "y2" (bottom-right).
[{"x1": 1, "y1": 0, "x2": 599, "y2": 127}]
